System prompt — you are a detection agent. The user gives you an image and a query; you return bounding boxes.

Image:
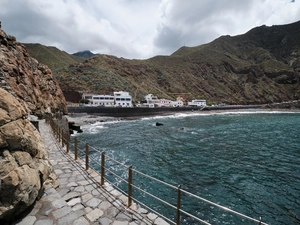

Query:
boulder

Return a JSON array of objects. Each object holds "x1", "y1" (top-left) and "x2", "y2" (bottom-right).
[{"x1": 0, "y1": 88, "x2": 53, "y2": 221}]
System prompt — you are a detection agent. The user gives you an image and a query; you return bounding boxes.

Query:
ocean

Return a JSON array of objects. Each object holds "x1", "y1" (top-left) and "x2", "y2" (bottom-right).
[{"x1": 73, "y1": 111, "x2": 300, "y2": 225}]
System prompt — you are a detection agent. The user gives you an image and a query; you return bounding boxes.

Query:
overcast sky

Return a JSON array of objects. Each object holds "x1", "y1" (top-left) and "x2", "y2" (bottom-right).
[{"x1": 1, "y1": 0, "x2": 300, "y2": 59}]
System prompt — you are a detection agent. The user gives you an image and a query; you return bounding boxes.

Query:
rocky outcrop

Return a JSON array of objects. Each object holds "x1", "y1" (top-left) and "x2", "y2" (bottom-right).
[
  {"x1": 0, "y1": 28, "x2": 67, "y2": 116},
  {"x1": 0, "y1": 88, "x2": 54, "y2": 221}
]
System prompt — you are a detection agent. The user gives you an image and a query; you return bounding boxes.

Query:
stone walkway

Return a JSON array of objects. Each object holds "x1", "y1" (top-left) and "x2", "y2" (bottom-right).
[{"x1": 15, "y1": 120, "x2": 169, "y2": 225}]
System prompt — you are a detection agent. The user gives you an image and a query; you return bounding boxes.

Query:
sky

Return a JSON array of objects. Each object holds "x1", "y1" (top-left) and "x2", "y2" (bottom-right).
[{"x1": 1, "y1": 0, "x2": 300, "y2": 59}]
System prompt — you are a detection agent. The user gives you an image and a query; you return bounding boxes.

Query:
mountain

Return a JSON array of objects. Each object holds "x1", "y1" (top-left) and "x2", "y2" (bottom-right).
[
  {"x1": 39, "y1": 21, "x2": 300, "y2": 105},
  {"x1": 23, "y1": 43, "x2": 84, "y2": 70},
  {"x1": 72, "y1": 50, "x2": 96, "y2": 58}
]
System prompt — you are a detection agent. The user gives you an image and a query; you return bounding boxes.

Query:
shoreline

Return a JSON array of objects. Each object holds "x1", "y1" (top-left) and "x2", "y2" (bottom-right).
[{"x1": 65, "y1": 108, "x2": 300, "y2": 127}]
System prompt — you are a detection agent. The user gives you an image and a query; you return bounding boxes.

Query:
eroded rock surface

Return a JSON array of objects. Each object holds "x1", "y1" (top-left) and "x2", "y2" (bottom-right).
[
  {"x1": 0, "y1": 28, "x2": 67, "y2": 116},
  {"x1": 0, "y1": 88, "x2": 54, "y2": 221}
]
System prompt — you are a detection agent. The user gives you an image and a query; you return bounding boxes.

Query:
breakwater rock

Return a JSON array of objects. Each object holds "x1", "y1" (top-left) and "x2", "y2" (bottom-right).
[{"x1": 0, "y1": 88, "x2": 54, "y2": 222}]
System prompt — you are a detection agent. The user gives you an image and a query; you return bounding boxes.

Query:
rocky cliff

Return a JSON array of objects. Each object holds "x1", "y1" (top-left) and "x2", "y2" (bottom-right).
[
  {"x1": 0, "y1": 27, "x2": 65, "y2": 221},
  {"x1": 0, "y1": 88, "x2": 55, "y2": 221},
  {"x1": 0, "y1": 29, "x2": 67, "y2": 116}
]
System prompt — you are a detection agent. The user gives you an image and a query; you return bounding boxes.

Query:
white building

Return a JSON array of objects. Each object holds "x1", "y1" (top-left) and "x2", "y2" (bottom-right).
[
  {"x1": 92, "y1": 95, "x2": 114, "y2": 106},
  {"x1": 82, "y1": 92, "x2": 94, "y2": 101},
  {"x1": 142, "y1": 94, "x2": 183, "y2": 107},
  {"x1": 144, "y1": 94, "x2": 158, "y2": 103},
  {"x1": 81, "y1": 91, "x2": 133, "y2": 107},
  {"x1": 114, "y1": 91, "x2": 133, "y2": 107},
  {"x1": 188, "y1": 99, "x2": 206, "y2": 107}
]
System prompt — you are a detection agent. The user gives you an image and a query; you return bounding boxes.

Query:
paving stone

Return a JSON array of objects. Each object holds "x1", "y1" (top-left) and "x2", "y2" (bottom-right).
[
  {"x1": 67, "y1": 182, "x2": 78, "y2": 187},
  {"x1": 92, "y1": 189, "x2": 102, "y2": 196},
  {"x1": 51, "y1": 206, "x2": 72, "y2": 219},
  {"x1": 112, "y1": 221, "x2": 129, "y2": 225},
  {"x1": 113, "y1": 200, "x2": 123, "y2": 207},
  {"x1": 129, "y1": 222, "x2": 139, "y2": 225},
  {"x1": 104, "y1": 184, "x2": 114, "y2": 192},
  {"x1": 78, "y1": 180, "x2": 90, "y2": 185},
  {"x1": 154, "y1": 217, "x2": 169, "y2": 225},
  {"x1": 76, "y1": 174, "x2": 86, "y2": 181},
  {"x1": 45, "y1": 187, "x2": 57, "y2": 195},
  {"x1": 86, "y1": 208, "x2": 104, "y2": 222},
  {"x1": 99, "y1": 201, "x2": 113, "y2": 210},
  {"x1": 34, "y1": 218, "x2": 54, "y2": 225},
  {"x1": 68, "y1": 176, "x2": 77, "y2": 182},
  {"x1": 85, "y1": 184, "x2": 96, "y2": 192},
  {"x1": 67, "y1": 197, "x2": 81, "y2": 206},
  {"x1": 74, "y1": 185, "x2": 85, "y2": 192},
  {"x1": 15, "y1": 215, "x2": 36, "y2": 225},
  {"x1": 137, "y1": 208, "x2": 148, "y2": 214},
  {"x1": 62, "y1": 166, "x2": 72, "y2": 170},
  {"x1": 52, "y1": 198, "x2": 67, "y2": 209},
  {"x1": 57, "y1": 209, "x2": 85, "y2": 225},
  {"x1": 63, "y1": 191, "x2": 80, "y2": 201},
  {"x1": 73, "y1": 217, "x2": 90, "y2": 225},
  {"x1": 55, "y1": 169, "x2": 63, "y2": 175},
  {"x1": 38, "y1": 202, "x2": 53, "y2": 216},
  {"x1": 99, "y1": 217, "x2": 113, "y2": 225},
  {"x1": 86, "y1": 197, "x2": 102, "y2": 208},
  {"x1": 29, "y1": 202, "x2": 42, "y2": 216},
  {"x1": 147, "y1": 213, "x2": 158, "y2": 221},
  {"x1": 107, "y1": 207, "x2": 120, "y2": 218},
  {"x1": 129, "y1": 203, "x2": 137, "y2": 211},
  {"x1": 81, "y1": 193, "x2": 93, "y2": 203},
  {"x1": 111, "y1": 189, "x2": 122, "y2": 197},
  {"x1": 72, "y1": 203, "x2": 85, "y2": 211},
  {"x1": 57, "y1": 187, "x2": 70, "y2": 196},
  {"x1": 116, "y1": 211, "x2": 132, "y2": 220},
  {"x1": 85, "y1": 206, "x2": 93, "y2": 214},
  {"x1": 119, "y1": 194, "x2": 128, "y2": 204},
  {"x1": 43, "y1": 192, "x2": 61, "y2": 202},
  {"x1": 59, "y1": 173, "x2": 72, "y2": 178},
  {"x1": 57, "y1": 177, "x2": 69, "y2": 184}
]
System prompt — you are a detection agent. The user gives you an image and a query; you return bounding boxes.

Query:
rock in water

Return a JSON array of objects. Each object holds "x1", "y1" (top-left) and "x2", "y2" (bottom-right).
[{"x1": 0, "y1": 89, "x2": 54, "y2": 221}]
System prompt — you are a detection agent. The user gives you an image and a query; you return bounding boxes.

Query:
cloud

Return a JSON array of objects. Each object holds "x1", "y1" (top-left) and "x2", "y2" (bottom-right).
[{"x1": 0, "y1": 0, "x2": 299, "y2": 59}]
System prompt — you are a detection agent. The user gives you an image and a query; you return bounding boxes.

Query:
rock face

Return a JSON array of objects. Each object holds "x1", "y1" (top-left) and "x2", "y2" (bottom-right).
[
  {"x1": 0, "y1": 28, "x2": 67, "y2": 116},
  {"x1": 0, "y1": 88, "x2": 54, "y2": 221},
  {"x1": 0, "y1": 26, "x2": 64, "y2": 221}
]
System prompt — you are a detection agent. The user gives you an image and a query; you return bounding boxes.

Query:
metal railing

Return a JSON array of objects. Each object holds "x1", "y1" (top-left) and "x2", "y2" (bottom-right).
[{"x1": 45, "y1": 115, "x2": 268, "y2": 225}]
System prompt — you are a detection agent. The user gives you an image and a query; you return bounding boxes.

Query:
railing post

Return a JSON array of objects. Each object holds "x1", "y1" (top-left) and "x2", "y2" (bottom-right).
[
  {"x1": 176, "y1": 185, "x2": 181, "y2": 225},
  {"x1": 66, "y1": 140, "x2": 69, "y2": 153},
  {"x1": 58, "y1": 126, "x2": 61, "y2": 141},
  {"x1": 128, "y1": 166, "x2": 133, "y2": 207},
  {"x1": 61, "y1": 130, "x2": 64, "y2": 148},
  {"x1": 85, "y1": 143, "x2": 89, "y2": 170},
  {"x1": 74, "y1": 137, "x2": 78, "y2": 160},
  {"x1": 101, "y1": 152, "x2": 105, "y2": 185}
]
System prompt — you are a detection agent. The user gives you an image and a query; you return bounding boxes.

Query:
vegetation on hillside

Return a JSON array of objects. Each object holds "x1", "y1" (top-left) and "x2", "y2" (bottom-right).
[
  {"x1": 26, "y1": 21, "x2": 300, "y2": 105},
  {"x1": 23, "y1": 43, "x2": 84, "y2": 70}
]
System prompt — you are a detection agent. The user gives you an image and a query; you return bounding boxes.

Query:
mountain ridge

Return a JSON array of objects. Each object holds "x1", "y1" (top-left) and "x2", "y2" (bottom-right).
[{"x1": 26, "y1": 21, "x2": 300, "y2": 105}]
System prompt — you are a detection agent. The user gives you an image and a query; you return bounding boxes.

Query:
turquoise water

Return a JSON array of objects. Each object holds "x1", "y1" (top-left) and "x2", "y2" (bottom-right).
[{"x1": 75, "y1": 111, "x2": 300, "y2": 224}]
